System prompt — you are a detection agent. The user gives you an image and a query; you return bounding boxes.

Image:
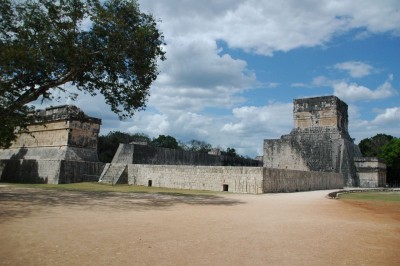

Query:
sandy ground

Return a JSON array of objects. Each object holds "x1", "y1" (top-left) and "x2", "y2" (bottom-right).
[{"x1": 0, "y1": 187, "x2": 399, "y2": 266}]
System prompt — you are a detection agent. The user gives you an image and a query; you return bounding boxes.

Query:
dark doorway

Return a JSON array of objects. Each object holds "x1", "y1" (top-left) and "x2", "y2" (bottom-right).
[
  {"x1": 148, "y1": 180, "x2": 152, "y2": 187},
  {"x1": 223, "y1": 184, "x2": 229, "y2": 192}
]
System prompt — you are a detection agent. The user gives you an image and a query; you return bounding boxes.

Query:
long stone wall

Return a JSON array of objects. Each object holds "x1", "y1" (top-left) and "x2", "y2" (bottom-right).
[
  {"x1": 58, "y1": 161, "x2": 105, "y2": 184},
  {"x1": 123, "y1": 165, "x2": 343, "y2": 194},
  {"x1": 128, "y1": 165, "x2": 264, "y2": 194},
  {"x1": 111, "y1": 143, "x2": 262, "y2": 167},
  {"x1": 0, "y1": 159, "x2": 61, "y2": 184},
  {"x1": 0, "y1": 159, "x2": 104, "y2": 184},
  {"x1": 263, "y1": 168, "x2": 343, "y2": 193}
]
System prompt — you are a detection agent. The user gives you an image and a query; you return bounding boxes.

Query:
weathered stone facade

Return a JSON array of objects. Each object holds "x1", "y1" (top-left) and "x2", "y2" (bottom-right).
[
  {"x1": 109, "y1": 143, "x2": 261, "y2": 166},
  {"x1": 264, "y1": 96, "x2": 385, "y2": 187},
  {"x1": 1, "y1": 98, "x2": 380, "y2": 191},
  {"x1": 0, "y1": 105, "x2": 104, "y2": 183},
  {"x1": 354, "y1": 157, "x2": 387, "y2": 188},
  {"x1": 99, "y1": 143, "x2": 343, "y2": 193},
  {"x1": 99, "y1": 164, "x2": 342, "y2": 194},
  {"x1": 1, "y1": 105, "x2": 101, "y2": 162}
]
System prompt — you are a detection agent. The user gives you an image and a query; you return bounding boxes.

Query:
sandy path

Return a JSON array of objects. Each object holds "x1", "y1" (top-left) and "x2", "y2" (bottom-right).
[{"x1": 0, "y1": 187, "x2": 399, "y2": 266}]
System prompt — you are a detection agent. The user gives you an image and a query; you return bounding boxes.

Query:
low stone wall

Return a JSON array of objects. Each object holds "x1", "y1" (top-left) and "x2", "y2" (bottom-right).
[
  {"x1": 263, "y1": 168, "x2": 343, "y2": 193},
  {"x1": 354, "y1": 157, "x2": 386, "y2": 188},
  {"x1": 58, "y1": 161, "x2": 105, "y2": 184},
  {"x1": 0, "y1": 159, "x2": 61, "y2": 184},
  {"x1": 125, "y1": 165, "x2": 343, "y2": 194},
  {"x1": 128, "y1": 165, "x2": 264, "y2": 194},
  {"x1": 111, "y1": 144, "x2": 262, "y2": 167},
  {"x1": 0, "y1": 159, "x2": 104, "y2": 184}
]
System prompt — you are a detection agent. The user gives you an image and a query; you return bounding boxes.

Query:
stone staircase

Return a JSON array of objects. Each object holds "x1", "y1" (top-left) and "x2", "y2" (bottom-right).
[{"x1": 98, "y1": 163, "x2": 128, "y2": 185}]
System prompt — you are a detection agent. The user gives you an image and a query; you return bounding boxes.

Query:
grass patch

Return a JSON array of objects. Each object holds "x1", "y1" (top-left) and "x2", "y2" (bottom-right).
[
  {"x1": 0, "y1": 182, "x2": 218, "y2": 196},
  {"x1": 339, "y1": 192, "x2": 400, "y2": 202}
]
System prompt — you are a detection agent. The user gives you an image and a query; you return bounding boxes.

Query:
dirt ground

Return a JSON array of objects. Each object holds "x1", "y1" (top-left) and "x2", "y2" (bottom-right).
[{"x1": 0, "y1": 187, "x2": 399, "y2": 266}]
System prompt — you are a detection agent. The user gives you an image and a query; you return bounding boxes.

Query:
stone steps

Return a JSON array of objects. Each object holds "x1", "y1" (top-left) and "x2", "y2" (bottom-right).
[{"x1": 98, "y1": 163, "x2": 127, "y2": 185}]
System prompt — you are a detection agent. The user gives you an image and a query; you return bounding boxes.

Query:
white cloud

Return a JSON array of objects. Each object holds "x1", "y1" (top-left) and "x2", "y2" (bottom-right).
[
  {"x1": 333, "y1": 78, "x2": 397, "y2": 101},
  {"x1": 349, "y1": 106, "x2": 400, "y2": 142},
  {"x1": 222, "y1": 102, "x2": 292, "y2": 134},
  {"x1": 219, "y1": 102, "x2": 293, "y2": 155},
  {"x1": 140, "y1": 0, "x2": 400, "y2": 55},
  {"x1": 334, "y1": 61, "x2": 374, "y2": 78},
  {"x1": 149, "y1": 38, "x2": 256, "y2": 113},
  {"x1": 372, "y1": 107, "x2": 400, "y2": 125}
]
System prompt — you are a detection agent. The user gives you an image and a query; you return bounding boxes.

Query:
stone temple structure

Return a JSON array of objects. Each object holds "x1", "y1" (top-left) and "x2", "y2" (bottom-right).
[
  {"x1": 0, "y1": 96, "x2": 386, "y2": 190},
  {"x1": 0, "y1": 105, "x2": 104, "y2": 183},
  {"x1": 263, "y1": 96, "x2": 384, "y2": 187}
]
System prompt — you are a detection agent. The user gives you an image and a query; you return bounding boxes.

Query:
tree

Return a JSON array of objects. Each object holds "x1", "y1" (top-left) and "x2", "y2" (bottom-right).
[
  {"x1": 380, "y1": 138, "x2": 400, "y2": 167},
  {"x1": 222, "y1": 147, "x2": 238, "y2": 157},
  {"x1": 359, "y1": 134, "x2": 394, "y2": 157},
  {"x1": 151, "y1": 135, "x2": 180, "y2": 149},
  {"x1": 0, "y1": 0, "x2": 165, "y2": 148},
  {"x1": 97, "y1": 131, "x2": 150, "y2": 162},
  {"x1": 380, "y1": 138, "x2": 400, "y2": 186},
  {"x1": 359, "y1": 134, "x2": 400, "y2": 186},
  {"x1": 186, "y1": 139, "x2": 212, "y2": 153}
]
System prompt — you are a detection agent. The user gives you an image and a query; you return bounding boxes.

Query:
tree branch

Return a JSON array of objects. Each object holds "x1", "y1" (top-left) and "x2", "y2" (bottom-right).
[{"x1": 10, "y1": 68, "x2": 78, "y2": 109}]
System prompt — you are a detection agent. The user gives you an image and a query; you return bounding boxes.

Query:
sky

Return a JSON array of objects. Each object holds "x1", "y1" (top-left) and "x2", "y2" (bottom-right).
[{"x1": 35, "y1": 0, "x2": 400, "y2": 157}]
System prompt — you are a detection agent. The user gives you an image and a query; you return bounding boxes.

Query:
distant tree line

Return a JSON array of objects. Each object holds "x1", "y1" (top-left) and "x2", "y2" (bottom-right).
[
  {"x1": 359, "y1": 133, "x2": 400, "y2": 187},
  {"x1": 98, "y1": 131, "x2": 245, "y2": 163}
]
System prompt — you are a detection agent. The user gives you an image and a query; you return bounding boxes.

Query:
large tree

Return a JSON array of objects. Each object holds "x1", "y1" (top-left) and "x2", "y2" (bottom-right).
[
  {"x1": 359, "y1": 134, "x2": 400, "y2": 186},
  {"x1": 98, "y1": 131, "x2": 150, "y2": 162},
  {"x1": 0, "y1": 0, "x2": 165, "y2": 148},
  {"x1": 358, "y1": 133, "x2": 394, "y2": 157},
  {"x1": 151, "y1": 135, "x2": 180, "y2": 150}
]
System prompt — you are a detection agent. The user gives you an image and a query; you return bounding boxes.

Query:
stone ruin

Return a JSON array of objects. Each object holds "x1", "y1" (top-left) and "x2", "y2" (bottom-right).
[
  {"x1": 264, "y1": 96, "x2": 386, "y2": 188},
  {"x1": 0, "y1": 96, "x2": 387, "y2": 191},
  {"x1": 0, "y1": 105, "x2": 104, "y2": 183}
]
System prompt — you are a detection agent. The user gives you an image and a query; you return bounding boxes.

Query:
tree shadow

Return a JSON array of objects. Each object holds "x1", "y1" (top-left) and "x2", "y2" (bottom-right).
[
  {"x1": 2, "y1": 147, "x2": 47, "y2": 183},
  {"x1": 0, "y1": 187, "x2": 245, "y2": 222}
]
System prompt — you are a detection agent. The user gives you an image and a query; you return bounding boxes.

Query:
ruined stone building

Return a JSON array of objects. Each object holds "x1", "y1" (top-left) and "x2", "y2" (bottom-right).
[
  {"x1": 0, "y1": 105, "x2": 104, "y2": 183},
  {"x1": 0, "y1": 96, "x2": 386, "y2": 190},
  {"x1": 264, "y1": 96, "x2": 386, "y2": 187}
]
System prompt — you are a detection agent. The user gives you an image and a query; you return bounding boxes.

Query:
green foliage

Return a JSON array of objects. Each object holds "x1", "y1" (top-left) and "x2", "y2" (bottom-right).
[
  {"x1": 359, "y1": 133, "x2": 394, "y2": 157},
  {"x1": 6, "y1": 182, "x2": 216, "y2": 195},
  {"x1": 380, "y1": 138, "x2": 400, "y2": 168},
  {"x1": 0, "y1": 105, "x2": 35, "y2": 148},
  {"x1": 222, "y1": 147, "x2": 238, "y2": 157},
  {"x1": 98, "y1": 131, "x2": 150, "y2": 162},
  {"x1": 0, "y1": 0, "x2": 165, "y2": 148},
  {"x1": 150, "y1": 135, "x2": 180, "y2": 149},
  {"x1": 359, "y1": 134, "x2": 400, "y2": 186},
  {"x1": 339, "y1": 192, "x2": 400, "y2": 202},
  {"x1": 186, "y1": 139, "x2": 212, "y2": 153}
]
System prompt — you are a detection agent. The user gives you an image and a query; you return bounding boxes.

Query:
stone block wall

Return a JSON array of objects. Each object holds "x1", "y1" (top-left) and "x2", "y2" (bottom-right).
[
  {"x1": 0, "y1": 159, "x2": 62, "y2": 184},
  {"x1": 58, "y1": 161, "x2": 105, "y2": 184},
  {"x1": 7, "y1": 106, "x2": 101, "y2": 150},
  {"x1": 128, "y1": 165, "x2": 264, "y2": 194},
  {"x1": 131, "y1": 145, "x2": 223, "y2": 165},
  {"x1": 111, "y1": 144, "x2": 262, "y2": 167},
  {"x1": 293, "y1": 96, "x2": 349, "y2": 133},
  {"x1": 354, "y1": 157, "x2": 387, "y2": 188},
  {"x1": 0, "y1": 159, "x2": 104, "y2": 184},
  {"x1": 264, "y1": 96, "x2": 362, "y2": 187},
  {"x1": 0, "y1": 105, "x2": 104, "y2": 184},
  {"x1": 263, "y1": 168, "x2": 343, "y2": 193},
  {"x1": 123, "y1": 164, "x2": 342, "y2": 194}
]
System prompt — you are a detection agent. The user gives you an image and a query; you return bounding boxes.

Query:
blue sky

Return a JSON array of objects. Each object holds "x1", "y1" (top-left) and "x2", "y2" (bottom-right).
[{"x1": 36, "y1": 0, "x2": 400, "y2": 157}]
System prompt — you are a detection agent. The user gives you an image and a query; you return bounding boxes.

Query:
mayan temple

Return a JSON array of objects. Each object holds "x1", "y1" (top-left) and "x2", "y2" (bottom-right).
[
  {"x1": 0, "y1": 105, "x2": 104, "y2": 184},
  {"x1": 263, "y1": 96, "x2": 363, "y2": 186}
]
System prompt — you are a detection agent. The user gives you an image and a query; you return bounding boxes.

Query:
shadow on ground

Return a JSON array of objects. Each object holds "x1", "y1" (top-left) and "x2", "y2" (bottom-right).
[{"x1": 0, "y1": 187, "x2": 244, "y2": 222}]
